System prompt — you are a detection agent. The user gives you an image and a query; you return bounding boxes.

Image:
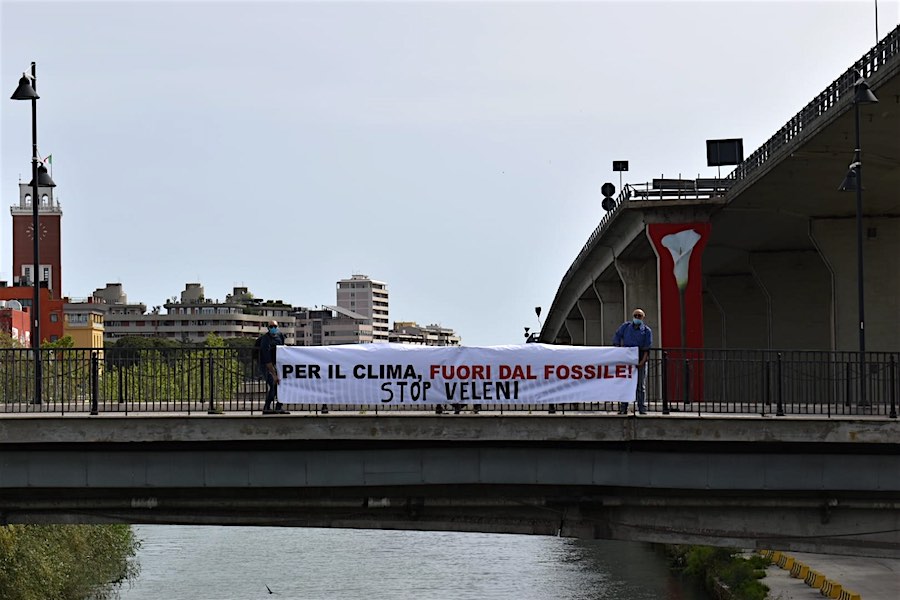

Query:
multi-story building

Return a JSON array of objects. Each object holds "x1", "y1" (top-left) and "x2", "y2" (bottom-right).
[
  {"x1": 63, "y1": 300, "x2": 105, "y2": 349},
  {"x1": 94, "y1": 283, "x2": 296, "y2": 344},
  {"x1": 11, "y1": 178, "x2": 62, "y2": 296},
  {"x1": 1, "y1": 168, "x2": 65, "y2": 344},
  {"x1": 294, "y1": 305, "x2": 374, "y2": 346},
  {"x1": 336, "y1": 274, "x2": 389, "y2": 342},
  {"x1": 389, "y1": 321, "x2": 461, "y2": 346},
  {"x1": 0, "y1": 301, "x2": 30, "y2": 346}
]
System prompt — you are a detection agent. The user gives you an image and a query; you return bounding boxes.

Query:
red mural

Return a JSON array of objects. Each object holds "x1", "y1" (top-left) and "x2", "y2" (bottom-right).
[{"x1": 647, "y1": 223, "x2": 711, "y2": 403}]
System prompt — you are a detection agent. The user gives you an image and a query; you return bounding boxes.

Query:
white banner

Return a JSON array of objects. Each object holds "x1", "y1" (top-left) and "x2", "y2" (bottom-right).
[{"x1": 276, "y1": 343, "x2": 639, "y2": 405}]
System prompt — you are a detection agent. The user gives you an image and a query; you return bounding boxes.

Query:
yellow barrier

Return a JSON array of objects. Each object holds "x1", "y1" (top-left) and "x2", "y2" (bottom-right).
[
  {"x1": 820, "y1": 579, "x2": 843, "y2": 598},
  {"x1": 790, "y1": 562, "x2": 809, "y2": 579},
  {"x1": 771, "y1": 550, "x2": 783, "y2": 563},
  {"x1": 805, "y1": 570, "x2": 825, "y2": 588},
  {"x1": 837, "y1": 590, "x2": 861, "y2": 600}
]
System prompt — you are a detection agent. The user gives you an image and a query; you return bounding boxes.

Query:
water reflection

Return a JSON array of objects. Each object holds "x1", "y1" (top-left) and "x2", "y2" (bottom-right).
[{"x1": 119, "y1": 526, "x2": 709, "y2": 600}]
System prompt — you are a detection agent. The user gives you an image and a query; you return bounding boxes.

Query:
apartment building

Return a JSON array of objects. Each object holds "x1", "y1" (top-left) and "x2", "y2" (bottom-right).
[
  {"x1": 293, "y1": 305, "x2": 374, "y2": 346},
  {"x1": 389, "y1": 321, "x2": 461, "y2": 346},
  {"x1": 336, "y1": 274, "x2": 389, "y2": 342},
  {"x1": 94, "y1": 283, "x2": 296, "y2": 344}
]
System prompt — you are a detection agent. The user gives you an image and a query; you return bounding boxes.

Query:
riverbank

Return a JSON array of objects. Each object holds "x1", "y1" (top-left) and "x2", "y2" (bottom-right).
[{"x1": 759, "y1": 551, "x2": 900, "y2": 600}]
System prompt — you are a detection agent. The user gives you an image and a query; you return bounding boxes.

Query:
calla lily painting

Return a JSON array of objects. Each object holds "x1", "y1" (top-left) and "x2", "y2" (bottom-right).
[{"x1": 661, "y1": 229, "x2": 702, "y2": 291}]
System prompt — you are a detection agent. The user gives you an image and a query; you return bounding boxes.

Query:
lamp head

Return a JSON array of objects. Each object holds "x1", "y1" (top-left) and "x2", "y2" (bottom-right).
[
  {"x1": 853, "y1": 76, "x2": 879, "y2": 105},
  {"x1": 10, "y1": 74, "x2": 38, "y2": 101},
  {"x1": 28, "y1": 164, "x2": 56, "y2": 188}
]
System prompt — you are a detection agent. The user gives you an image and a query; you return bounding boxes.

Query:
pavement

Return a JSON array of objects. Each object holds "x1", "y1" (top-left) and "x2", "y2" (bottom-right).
[{"x1": 759, "y1": 551, "x2": 900, "y2": 600}]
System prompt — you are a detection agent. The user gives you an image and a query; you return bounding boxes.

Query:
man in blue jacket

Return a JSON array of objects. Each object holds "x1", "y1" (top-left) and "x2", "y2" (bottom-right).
[
  {"x1": 258, "y1": 320, "x2": 290, "y2": 415},
  {"x1": 612, "y1": 308, "x2": 652, "y2": 415}
]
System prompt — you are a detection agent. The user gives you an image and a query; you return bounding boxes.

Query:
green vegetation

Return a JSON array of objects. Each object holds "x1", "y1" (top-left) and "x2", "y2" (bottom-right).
[
  {"x1": 0, "y1": 524, "x2": 139, "y2": 600},
  {"x1": 667, "y1": 545, "x2": 770, "y2": 600}
]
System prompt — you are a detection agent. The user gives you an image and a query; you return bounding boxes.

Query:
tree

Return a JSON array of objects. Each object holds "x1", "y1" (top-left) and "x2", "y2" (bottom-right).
[{"x1": 0, "y1": 524, "x2": 139, "y2": 600}]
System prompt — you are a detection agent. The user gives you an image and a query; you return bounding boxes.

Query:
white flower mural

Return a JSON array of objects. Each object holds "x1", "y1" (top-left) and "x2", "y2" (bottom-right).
[
  {"x1": 661, "y1": 228, "x2": 702, "y2": 349},
  {"x1": 661, "y1": 229, "x2": 702, "y2": 290}
]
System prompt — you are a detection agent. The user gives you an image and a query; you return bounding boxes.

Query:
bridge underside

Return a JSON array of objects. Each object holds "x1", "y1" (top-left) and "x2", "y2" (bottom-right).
[
  {"x1": 3, "y1": 484, "x2": 897, "y2": 558},
  {"x1": 2, "y1": 414, "x2": 899, "y2": 558}
]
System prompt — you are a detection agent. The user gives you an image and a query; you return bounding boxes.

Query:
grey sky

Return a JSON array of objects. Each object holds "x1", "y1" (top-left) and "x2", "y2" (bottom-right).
[{"x1": 2, "y1": 0, "x2": 897, "y2": 345}]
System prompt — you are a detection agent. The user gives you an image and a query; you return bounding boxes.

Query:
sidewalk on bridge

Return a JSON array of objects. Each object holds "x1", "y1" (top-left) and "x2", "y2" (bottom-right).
[{"x1": 759, "y1": 551, "x2": 900, "y2": 600}]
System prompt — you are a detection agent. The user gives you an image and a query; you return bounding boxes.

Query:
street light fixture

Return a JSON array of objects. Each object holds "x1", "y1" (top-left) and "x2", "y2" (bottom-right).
[
  {"x1": 838, "y1": 72, "x2": 878, "y2": 407},
  {"x1": 10, "y1": 62, "x2": 54, "y2": 405}
]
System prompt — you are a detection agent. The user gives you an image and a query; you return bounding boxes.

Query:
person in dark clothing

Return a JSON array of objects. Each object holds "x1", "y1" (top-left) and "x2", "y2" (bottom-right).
[
  {"x1": 612, "y1": 308, "x2": 653, "y2": 415},
  {"x1": 258, "y1": 320, "x2": 289, "y2": 415}
]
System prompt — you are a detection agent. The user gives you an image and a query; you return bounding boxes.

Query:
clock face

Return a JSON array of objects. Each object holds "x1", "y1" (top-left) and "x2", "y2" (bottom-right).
[{"x1": 25, "y1": 223, "x2": 48, "y2": 241}]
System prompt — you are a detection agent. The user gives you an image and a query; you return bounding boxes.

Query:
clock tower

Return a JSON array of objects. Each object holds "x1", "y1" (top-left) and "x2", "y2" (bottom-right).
[{"x1": 11, "y1": 180, "x2": 62, "y2": 297}]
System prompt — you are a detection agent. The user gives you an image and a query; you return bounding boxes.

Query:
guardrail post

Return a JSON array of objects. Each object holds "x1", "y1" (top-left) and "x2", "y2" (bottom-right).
[
  {"x1": 845, "y1": 361, "x2": 852, "y2": 408},
  {"x1": 890, "y1": 355, "x2": 897, "y2": 419},
  {"x1": 90, "y1": 351, "x2": 99, "y2": 416},
  {"x1": 207, "y1": 355, "x2": 217, "y2": 414},
  {"x1": 200, "y1": 356, "x2": 205, "y2": 403},
  {"x1": 776, "y1": 352, "x2": 785, "y2": 416},
  {"x1": 661, "y1": 351, "x2": 670, "y2": 415}
]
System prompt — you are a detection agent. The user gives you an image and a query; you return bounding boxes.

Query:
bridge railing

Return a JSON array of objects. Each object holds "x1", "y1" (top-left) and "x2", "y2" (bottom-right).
[
  {"x1": 0, "y1": 347, "x2": 895, "y2": 417},
  {"x1": 647, "y1": 348, "x2": 899, "y2": 417}
]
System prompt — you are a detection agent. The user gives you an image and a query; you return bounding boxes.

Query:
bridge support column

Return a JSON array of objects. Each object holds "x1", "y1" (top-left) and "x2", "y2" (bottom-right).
[
  {"x1": 593, "y1": 280, "x2": 624, "y2": 344},
  {"x1": 705, "y1": 274, "x2": 768, "y2": 349},
  {"x1": 565, "y1": 316, "x2": 585, "y2": 345},
  {"x1": 577, "y1": 296, "x2": 604, "y2": 346},
  {"x1": 749, "y1": 251, "x2": 832, "y2": 350},
  {"x1": 811, "y1": 217, "x2": 900, "y2": 352},
  {"x1": 614, "y1": 258, "x2": 658, "y2": 330}
]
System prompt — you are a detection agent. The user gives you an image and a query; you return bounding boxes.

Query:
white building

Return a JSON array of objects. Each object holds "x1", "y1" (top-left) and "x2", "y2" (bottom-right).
[
  {"x1": 293, "y1": 305, "x2": 374, "y2": 346},
  {"x1": 94, "y1": 283, "x2": 296, "y2": 344},
  {"x1": 336, "y1": 274, "x2": 389, "y2": 342}
]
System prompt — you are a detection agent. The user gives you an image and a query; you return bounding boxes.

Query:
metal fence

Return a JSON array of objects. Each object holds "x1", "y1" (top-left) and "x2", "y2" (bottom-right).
[{"x1": 0, "y1": 347, "x2": 895, "y2": 417}]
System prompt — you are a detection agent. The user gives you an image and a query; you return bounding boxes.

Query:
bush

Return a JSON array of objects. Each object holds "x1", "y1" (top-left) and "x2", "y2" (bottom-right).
[{"x1": 0, "y1": 524, "x2": 139, "y2": 600}]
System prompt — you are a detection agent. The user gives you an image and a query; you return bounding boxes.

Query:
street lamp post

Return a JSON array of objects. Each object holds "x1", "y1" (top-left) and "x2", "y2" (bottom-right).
[
  {"x1": 839, "y1": 72, "x2": 878, "y2": 407},
  {"x1": 11, "y1": 62, "x2": 54, "y2": 405}
]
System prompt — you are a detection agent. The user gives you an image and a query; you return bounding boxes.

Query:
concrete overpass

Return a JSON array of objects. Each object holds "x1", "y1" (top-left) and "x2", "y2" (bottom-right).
[
  {"x1": 1, "y1": 414, "x2": 898, "y2": 558},
  {"x1": 541, "y1": 26, "x2": 900, "y2": 353}
]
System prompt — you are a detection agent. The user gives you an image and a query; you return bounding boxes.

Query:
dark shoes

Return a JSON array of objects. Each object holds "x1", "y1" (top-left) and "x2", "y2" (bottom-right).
[{"x1": 262, "y1": 407, "x2": 290, "y2": 415}]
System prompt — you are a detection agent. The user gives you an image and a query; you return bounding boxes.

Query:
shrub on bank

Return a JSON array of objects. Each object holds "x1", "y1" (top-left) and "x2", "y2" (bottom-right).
[
  {"x1": 0, "y1": 524, "x2": 139, "y2": 600},
  {"x1": 668, "y1": 545, "x2": 769, "y2": 600}
]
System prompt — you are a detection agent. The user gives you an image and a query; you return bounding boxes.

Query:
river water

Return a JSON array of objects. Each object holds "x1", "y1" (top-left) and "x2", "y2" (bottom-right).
[{"x1": 117, "y1": 526, "x2": 710, "y2": 600}]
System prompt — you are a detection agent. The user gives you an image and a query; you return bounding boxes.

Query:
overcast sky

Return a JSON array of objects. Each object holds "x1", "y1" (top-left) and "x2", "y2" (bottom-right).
[{"x1": 1, "y1": 0, "x2": 897, "y2": 345}]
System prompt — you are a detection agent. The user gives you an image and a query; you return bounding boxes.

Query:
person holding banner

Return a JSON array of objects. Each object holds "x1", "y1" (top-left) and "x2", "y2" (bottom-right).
[
  {"x1": 258, "y1": 320, "x2": 290, "y2": 415},
  {"x1": 613, "y1": 308, "x2": 653, "y2": 415}
]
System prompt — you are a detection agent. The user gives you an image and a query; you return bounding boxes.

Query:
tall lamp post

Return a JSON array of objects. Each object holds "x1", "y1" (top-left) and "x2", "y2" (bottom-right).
[
  {"x1": 11, "y1": 62, "x2": 55, "y2": 405},
  {"x1": 839, "y1": 72, "x2": 878, "y2": 407}
]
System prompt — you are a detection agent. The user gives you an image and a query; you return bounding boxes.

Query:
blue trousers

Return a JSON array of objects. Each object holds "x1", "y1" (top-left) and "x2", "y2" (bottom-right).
[
  {"x1": 620, "y1": 363, "x2": 647, "y2": 413},
  {"x1": 263, "y1": 370, "x2": 277, "y2": 409}
]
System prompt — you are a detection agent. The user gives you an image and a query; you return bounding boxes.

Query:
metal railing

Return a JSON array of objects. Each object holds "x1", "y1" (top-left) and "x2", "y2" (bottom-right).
[
  {"x1": 0, "y1": 347, "x2": 895, "y2": 418},
  {"x1": 726, "y1": 23, "x2": 900, "y2": 188}
]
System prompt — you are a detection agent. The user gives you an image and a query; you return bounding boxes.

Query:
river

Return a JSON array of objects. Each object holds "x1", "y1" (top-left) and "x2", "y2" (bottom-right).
[{"x1": 117, "y1": 526, "x2": 710, "y2": 600}]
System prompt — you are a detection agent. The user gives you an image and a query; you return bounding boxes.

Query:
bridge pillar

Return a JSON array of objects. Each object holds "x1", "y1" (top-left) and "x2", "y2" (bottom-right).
[
  {"x1": 593, "y1": 280, "x2": 624, "y2": 344},
  {"x1": 811, "y1": 217, "x2": 900, "y2": 352},
  {"x1": 749, "y1": 250, "x2": 832, "y2": 350},
  {"x1": 614, "y1": 258, "x2": 659, "y2": 331},
  {"x1": 577, "y1": 295, "x2": 604, "y2": 346},
  {"x1": 705, "y1": 274, "x2": 768, "y2": 348},
  {"x1": 565, "y1": 316, "x2": 585, "y2": 345}
]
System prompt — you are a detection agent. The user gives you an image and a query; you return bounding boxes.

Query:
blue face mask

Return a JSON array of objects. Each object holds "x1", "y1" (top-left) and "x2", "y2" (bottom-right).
[
  {"x1": 632, "y1": 318, "x2": 643, "y2": 326},
  {"x1": 269, "y1": 327, "x2": 279, "y2": 335}
]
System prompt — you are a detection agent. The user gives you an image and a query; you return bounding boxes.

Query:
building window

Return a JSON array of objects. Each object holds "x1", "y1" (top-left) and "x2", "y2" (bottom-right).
[
  {"x1": 42, "y1": 267, "x2": 49, "y2": 282},
  {"x1": 49, "y1": 314, "x2": 58, "y2": 323}
]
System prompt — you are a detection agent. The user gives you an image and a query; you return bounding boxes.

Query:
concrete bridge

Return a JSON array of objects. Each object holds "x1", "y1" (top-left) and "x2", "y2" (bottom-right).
[
  {"x1": 1, "y1": 414, "x2": 898, "y2": 558},
  {"x1": 541, "y1": 26, "x2": 900, "y2": 354}
]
